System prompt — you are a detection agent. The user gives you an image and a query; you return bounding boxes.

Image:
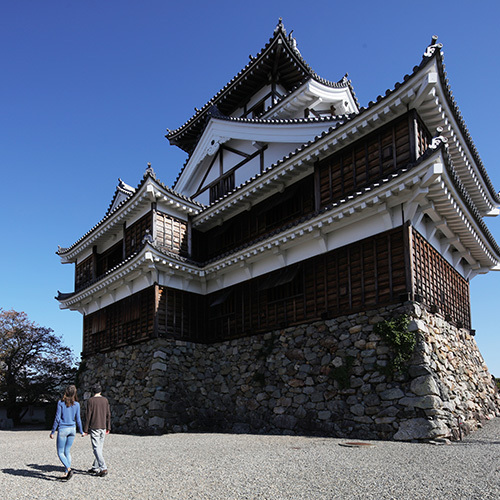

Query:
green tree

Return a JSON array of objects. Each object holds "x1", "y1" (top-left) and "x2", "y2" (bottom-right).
[{"x1": 0, "y1": 309, "x2": 77, "y2": 425}]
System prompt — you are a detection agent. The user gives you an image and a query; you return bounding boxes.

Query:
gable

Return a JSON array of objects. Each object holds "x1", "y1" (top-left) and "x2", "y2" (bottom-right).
[{"x1": 174, "y1": 116, "x2": 343, "y2": 202}]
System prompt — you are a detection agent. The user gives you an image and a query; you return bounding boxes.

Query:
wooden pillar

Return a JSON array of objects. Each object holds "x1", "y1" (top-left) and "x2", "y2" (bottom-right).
[
  {"x1": 313, "y1": 160, "x2": 321, "y2": 212},
  {"x1": 403, "y1": 222, "x2": 415, "y2": 302},
  {"x1": 408, "y1": 109, "x2": 418, "y2": 163},
  {"x1": 187, "y1": 216, "x2": 193, "y2": 257},
  {"x1": 92, "y1": 245, "x2": 98, "y2": 280},
  {"x1": 122, "y1": 222, "x2": 127, "y2": 260},
  {"x1": 151, "y1": 202, "x2": 157, "y2": 243}
]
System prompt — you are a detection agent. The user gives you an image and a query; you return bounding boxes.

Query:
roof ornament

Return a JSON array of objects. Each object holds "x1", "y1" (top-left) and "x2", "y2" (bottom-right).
[
  {"x1": 423, "y1": 35, "x2": 443, "y2": 58},
  {"x1": 145, "y1": 162, "x2": 156, "y2": 179},
  {"x1": 117, "y1": 178, "x2": 135, "y2": 193},
  {"x1": 288, "y1": 30, "x2": 300, "y2": 53},
  {"x1": 274, "y1": 18, "x2": 286, "y2": 36},
  {"x1": 430, "y1": 126, "x2": 448, "y2": 149},
  {"x1": 141, "y1": 229, "x2": 154, "y2": 245}
]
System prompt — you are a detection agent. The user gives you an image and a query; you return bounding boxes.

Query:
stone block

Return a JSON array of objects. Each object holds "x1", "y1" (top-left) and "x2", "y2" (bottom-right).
[
  {"x1": 151, "y1": 361, "x2": 167, "y2": 372},
  {"x1": 310, "y1": 392, "x2": 324, "y2": 403},
  {"x1": 411, "y1": 375, "x2": 440, "y2": 397},
  {"x1": 364, "y1": 393, "x2": 380, "y2": 406},
  {"x1": 149, "y1": 416, "x2": 165, "y2": 428},
  {"x1": 393, "y1": 418, "x2": 450, "y2": 441},
  {"x1": 413, "y1": 395, "x2": 443, "y2": 409},
  {"x1": 352, "y1": 416, "x2": 373, "y2": 424},
  {"x1": 294, "y1": 394, "x2": 308, "y2": 405},
  {"x1": 350, "y1": 404, "x2": 365, "y2": 416},
  {"x1": 0, "y1": 418, "x2": 13, "y2": 430},
  {"x1": 149, "y1": 400, "x2": 164, "y2": 411},
  {"x1": 318, "y1": 410, "x2": 332, "y2": 420},
  {"x1": 375, "y1": 416, "x2": 396, "y2": 424},
  {"x1": 380, "y1": 388, "x2": 405, "y2": 400},
  {"x1": 274, "y1": 414, "x2": 298, "y2": 430}
]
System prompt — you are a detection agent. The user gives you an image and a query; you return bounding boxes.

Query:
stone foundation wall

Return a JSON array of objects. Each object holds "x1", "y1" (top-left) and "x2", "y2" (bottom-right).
[{"x1": 79, "y1": 302, "x2": 499, "y2": 441}]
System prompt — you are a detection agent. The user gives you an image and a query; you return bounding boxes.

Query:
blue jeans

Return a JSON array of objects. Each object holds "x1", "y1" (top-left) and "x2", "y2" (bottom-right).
[
  {"x1": 56, "y1": 426, "x2": 76, "y2": 471},
  {"x1": 90, "y1": 429, "x2": 107, "y2": 471}
]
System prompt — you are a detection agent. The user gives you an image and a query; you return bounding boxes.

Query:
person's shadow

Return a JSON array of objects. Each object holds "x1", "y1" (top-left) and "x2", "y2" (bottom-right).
[{"x1": 2, "y1": 464, "x2": 85, "y2": 481}]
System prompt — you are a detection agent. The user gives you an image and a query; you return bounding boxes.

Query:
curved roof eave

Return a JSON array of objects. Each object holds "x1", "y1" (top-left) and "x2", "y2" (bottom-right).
[
  {"x1": 59, "y1": 146, "x2": 500, "y2": 305},
  {"x1": 190, "y1": 38, "x2": 499, "y2": 228},
  {"x1": 57, "y1": 168, "x2": 204, "y2": 260},
  {"x1": 173, "y1": 114, "x2": 349, "y2": 193},
  {"x1": 431, "y1": 43, "x2": 500, "y2": 206},
  {"x1": 166, "y1": 20, "x2": 355, "y2": 153}
]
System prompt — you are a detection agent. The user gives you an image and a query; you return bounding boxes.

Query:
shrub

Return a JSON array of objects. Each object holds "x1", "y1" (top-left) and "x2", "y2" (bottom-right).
[{"x1": 374, "y1": 315, "x2": 416, "y2": 373}]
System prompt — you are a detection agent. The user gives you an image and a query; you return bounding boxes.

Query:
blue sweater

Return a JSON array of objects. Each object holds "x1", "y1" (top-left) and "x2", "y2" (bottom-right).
[{"x1": 51, "y1": 400, "x2": 83, "y2": 435}]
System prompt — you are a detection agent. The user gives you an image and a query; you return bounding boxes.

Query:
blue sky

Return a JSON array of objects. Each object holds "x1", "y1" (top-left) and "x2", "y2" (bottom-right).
[{"x1": 1, "y1": 1, "x2": 499, "y2": 375}]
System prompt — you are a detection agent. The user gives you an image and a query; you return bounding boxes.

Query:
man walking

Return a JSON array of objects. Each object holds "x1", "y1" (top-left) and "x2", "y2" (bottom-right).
[{"x1": 84, "y1": 384, "x2": 111, "y2": 477}]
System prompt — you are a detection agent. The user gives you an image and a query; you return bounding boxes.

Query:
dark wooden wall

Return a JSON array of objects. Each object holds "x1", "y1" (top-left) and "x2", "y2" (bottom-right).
[
  {"x1": 125, "y1": 212, "x2": 151, "y2": 258},
  {"x1": 75, "y1": 255, "x2": 93, "y2": 292},
  {"x1": 156, "y1": 286, "x2": 204, "y2": 340},
  {"x1": 195, "y1": 175, "x2": 315, "y2": 261},
  {"x1": 81, "y1": 225, "x2": 472, "y2": 355},
  {"x1": 205, "y1": 226, "x2": 408, "y2": 342},
  {"x1": 83, "y1": 287, "x2": 155, "y2": 355},
  {"x1": 317, "y1": 111, "x2": 430, "y2": 208}
]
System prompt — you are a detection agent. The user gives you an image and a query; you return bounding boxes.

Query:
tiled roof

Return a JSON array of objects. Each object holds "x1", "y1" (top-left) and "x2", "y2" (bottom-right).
[
  {"x1": 431, "y1": 41, "x2": 500, "y2": 205},
  {"x1": 166, "y1": 19, "x2": 356, "y2": 155},
  {"x1": 190, "y1": 37, "x2": 499, "y2": 216},
  {"x1": 105, "y1": 178, "x2": 135, "y2": 216},
  {"x1": 169, "y1": 113, "x2": 348, "y2": 189},
  {"x1": 438, "y1": 142, "x2": 500, "y2": 256},
  {"x1": 58, "y1": 143, "x2": 499, "y2": 301},
  {"x1": 57, "y1": 167, "x2": 205, "y2": 257},
  {"x1": 211, "y1": 114, "x2": 346, "y2": 126}
]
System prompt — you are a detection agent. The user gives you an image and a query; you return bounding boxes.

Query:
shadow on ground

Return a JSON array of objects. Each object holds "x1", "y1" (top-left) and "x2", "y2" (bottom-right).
[{"x1": 2, "y1": 464, "x2": 88, "y2": 481}]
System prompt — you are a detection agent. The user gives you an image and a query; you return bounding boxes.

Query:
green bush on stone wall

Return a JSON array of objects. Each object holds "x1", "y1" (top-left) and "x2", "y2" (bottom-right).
[{"x1": 374, "y1": 315, "x2": 416, "y2": 374}]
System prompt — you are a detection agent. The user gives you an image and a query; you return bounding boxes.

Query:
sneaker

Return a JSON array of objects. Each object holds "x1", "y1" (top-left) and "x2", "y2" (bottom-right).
[
  {"x1": 97, "y1": 469, "x2": 108, "y2": 477},
  {"x1": 66, "y1": 469, "x2": 74, "y2": 480}
]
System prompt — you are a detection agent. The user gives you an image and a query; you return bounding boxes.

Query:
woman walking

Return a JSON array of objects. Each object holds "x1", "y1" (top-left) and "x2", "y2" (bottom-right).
[{"x1": 50, "y1": 385, "x2": 84, "y2": 480}]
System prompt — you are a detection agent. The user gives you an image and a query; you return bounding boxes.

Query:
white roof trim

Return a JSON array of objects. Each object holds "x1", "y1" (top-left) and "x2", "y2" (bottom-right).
[
  {"x1": 174, "y1": 117, "x2": 343, "y2": 194},
  {"x1": 59, "y1": 177, "x2": 202, "y2": 263}
]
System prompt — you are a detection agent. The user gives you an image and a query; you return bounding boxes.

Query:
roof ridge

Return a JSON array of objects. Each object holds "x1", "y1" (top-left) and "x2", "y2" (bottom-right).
[
  {"x1": 57, "y1": 166, "x2": 204, "y2": 256},
  {"x1": 427, "y1": 36, "x2": 500, "y2": 204},
  {"x1": 166, "y1": 20, "x2": 353, "y2": 144}
]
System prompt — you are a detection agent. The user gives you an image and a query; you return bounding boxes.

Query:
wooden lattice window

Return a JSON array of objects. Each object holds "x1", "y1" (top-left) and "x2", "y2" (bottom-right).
[
  {"x1": 318, "y1": 113, "x2": 414, "y2": 207},
  {"x1": 96, "y1": 241, "x2": 122, "y2": 278},
  {"x1": 75, "y1": 255, "x2": 94, "y2": 291},
  {"x1": 210, "y1": 172, "x2": 235, "y2": 203},
  {"x1": 156, "y1": 212, "x2": 188, "y2": 255},
  {"x1": 125, "y1": 212, "x2": 152, "y2": 258},
  {"x1": 411, "y1": 229, "x2": 470, "y2": 328}
]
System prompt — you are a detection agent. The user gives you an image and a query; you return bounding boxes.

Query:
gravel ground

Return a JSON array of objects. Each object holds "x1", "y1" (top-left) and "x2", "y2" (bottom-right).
[{"x1": 1, "y1": 418, "x2": 499, "y2": 500}]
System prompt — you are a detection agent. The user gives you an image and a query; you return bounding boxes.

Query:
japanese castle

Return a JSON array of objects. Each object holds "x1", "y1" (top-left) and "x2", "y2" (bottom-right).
[{"x1": 57, "y1": 21, "x2": 500, "y2": 440}]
